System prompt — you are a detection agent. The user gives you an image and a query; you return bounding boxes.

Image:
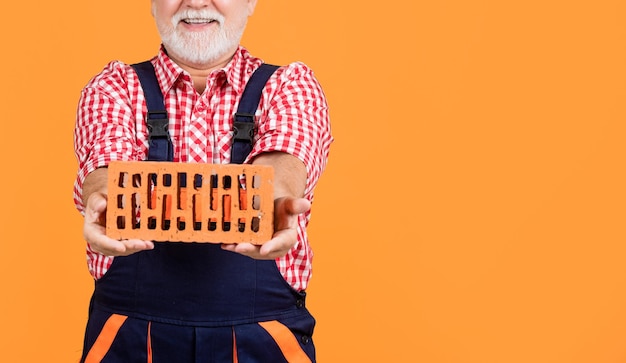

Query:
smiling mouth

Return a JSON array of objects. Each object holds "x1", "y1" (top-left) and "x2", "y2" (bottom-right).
[{"x1": 182, "y1": 18, "x2": 217, "y2": 25}]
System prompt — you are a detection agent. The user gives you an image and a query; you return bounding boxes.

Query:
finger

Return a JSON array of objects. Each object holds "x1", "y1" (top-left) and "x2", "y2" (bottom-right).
[
  {"x1": 221, "y1": 242, "x2": 282, "y2": 260},
  {"x1": 259, "y1": 228, "x2": 297, "y2": 257},
  {"x1": 117, "y1": 239, "x2": 155, "y2": 256},
  {"x1": 85, "y1": 193, "x2": 107, "y2": 216},
  {"x1": 274, "y1": 198, "x2": 310, "y2": 232},
  {"x1": 287, "y1": 198, "x2": 311, "y2": 215},
  {"x1": 86, "y1": 233, "x2": 126, "y2": 256},
  {"x1": 84, "y1": 195, "x2": 109, "y2": 231},
  {"x1": 91, "y1": 237, "x2": 154, "y2": 257},
  {"x1": 221, "y1": 243, "x2": 259, "y2": 258}
]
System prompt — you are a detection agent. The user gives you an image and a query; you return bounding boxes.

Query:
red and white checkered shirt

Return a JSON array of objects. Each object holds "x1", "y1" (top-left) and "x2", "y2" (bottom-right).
[{"x1": 73, "y1": 46, "x2": 332, "y2": 291}]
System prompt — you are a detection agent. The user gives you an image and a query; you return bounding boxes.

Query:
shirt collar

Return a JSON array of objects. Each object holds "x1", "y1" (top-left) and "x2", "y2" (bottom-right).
[
  {"x1": 223, "y1": 46, "x2": 264, "y2": 95},
  {"x1": 153, "y1": 45, "x2": 184, "y2": 94},
  {"x1": 152, "y1": 45, "x2": 264, "y2": 95}
]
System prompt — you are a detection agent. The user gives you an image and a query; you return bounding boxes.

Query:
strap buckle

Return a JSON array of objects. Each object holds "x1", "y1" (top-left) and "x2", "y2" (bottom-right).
[
  {"x1": 147, "y1": 112, "x2": 169, "y2": 139},
  {"x1": 233, "y1": 113, "x2": 255, "y2": 143}
]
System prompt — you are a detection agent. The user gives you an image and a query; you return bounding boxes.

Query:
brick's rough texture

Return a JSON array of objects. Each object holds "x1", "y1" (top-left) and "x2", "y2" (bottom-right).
[{"x1": 106, "y1": 161, "x2": 274, "y2": 244}]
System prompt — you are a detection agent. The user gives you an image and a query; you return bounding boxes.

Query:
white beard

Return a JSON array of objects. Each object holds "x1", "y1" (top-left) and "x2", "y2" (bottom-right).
[{"x1": 156, "y1": 9, "x2": 246, "y2": 66}]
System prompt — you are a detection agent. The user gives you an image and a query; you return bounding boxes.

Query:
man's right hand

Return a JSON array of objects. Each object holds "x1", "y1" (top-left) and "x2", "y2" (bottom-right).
[{"x1": 84, "y1": 192, "x2": 154, "y2": 256}]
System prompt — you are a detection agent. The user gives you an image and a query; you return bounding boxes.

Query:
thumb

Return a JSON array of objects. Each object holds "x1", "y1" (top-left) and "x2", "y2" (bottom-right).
[
  {"x1": 86, "y1": 192, "x2": 108, "y2": 219},
  {"x1": 286, "y1": 197, "x2": 311, "y2": 215}
]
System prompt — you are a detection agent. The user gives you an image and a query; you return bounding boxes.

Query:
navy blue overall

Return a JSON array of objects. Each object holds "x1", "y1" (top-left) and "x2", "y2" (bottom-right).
[{"x1": 80, "y1": 62, "x2": 316, "y2": 363}]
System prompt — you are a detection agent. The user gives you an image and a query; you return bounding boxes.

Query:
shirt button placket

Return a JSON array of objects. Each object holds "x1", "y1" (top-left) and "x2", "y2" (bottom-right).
[{"x1": 189, "y1": 98, "x2": 209, "y2": 163}]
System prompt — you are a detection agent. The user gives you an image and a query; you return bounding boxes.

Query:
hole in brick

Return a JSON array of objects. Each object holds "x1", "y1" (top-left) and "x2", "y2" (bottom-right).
[
  {"x1": 193, "y1": 194, "x2": 202, "y2": 230},
  {"x1": 209, "y1": 220, "x2": 217, "y2": 231},
  {"x1": 178, "y1": 173, "x2": 187, "y2": 210},
  {"x1": 237, "y1": 174, "x2": 248, "y2": 231},
  {"x1": 252, "y1": 195, "x2": 261, "y2": 210},
  {"x1": 210, "y1": 174, "x2": 218, "y2": 211},
  {"x1": 132, "y1": 174, "x2": 141, "y2": 188},
  {"x1": 163, "y1": 174, "x2": 172, "y2": 187},
  {"x1": 117, "y1": 194, "x2": 125, "y2": 209},
  {"x1": 177, "y1": 217, "x2": 186, "y2": 231},
  {"x1": 223, "y1": 175, "x2": 232, "y2": 189},
  {"x1": 178, "y1": 172, "x2": 187, "y2": 188},
  {"x1": 118, "y1": 172, "x2": 128, "y2": 188},
  {"x1": 194, "y1": 174, "x2": 203, "y2": 189},
  {"x1": 148, "y1": 217, "x2": 157, "y2": 230},
  {"x1": 131, "y1": 193, "x2": 140, "y2": 228},
  {"x1": 252, "y1": 174, "x2": 261, "y2": 189},
  {"x1": 162, "y1": 194, "x2": 172, "y2": 230},
  {"x1": 238, "y1": 173, "x2": 247, "y2": 189},
  {"x1": 251, "y1": 217, "x2": 260, "y2": 232},
  {"x1": 148, "y1": 173, "x2": 157, "y2": 210},
  {"x1": 117, "y1": 216, "x2": 126, "y2": 229},
  {"x1": 223, "y1": 194, "x2": 231, "y2": 231},
  {"x1": 238, "y1": 174, "x2": 247, "y2": 211}
]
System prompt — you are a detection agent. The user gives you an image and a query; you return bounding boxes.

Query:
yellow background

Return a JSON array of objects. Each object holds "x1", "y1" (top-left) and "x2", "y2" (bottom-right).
[{"x1": 1, "y1": 1, "x2": 625, "y2": 362}]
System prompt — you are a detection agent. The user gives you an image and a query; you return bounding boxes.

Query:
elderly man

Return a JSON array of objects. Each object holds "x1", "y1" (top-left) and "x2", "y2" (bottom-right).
[{"x1": 73, "y1": 0, "x2": 332, "y2": 362}]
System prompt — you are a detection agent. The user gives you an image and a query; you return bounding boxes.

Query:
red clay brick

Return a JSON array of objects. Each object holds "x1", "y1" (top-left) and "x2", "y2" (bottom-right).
[{"x1": 106, "y1": 161, "x2": 274, "y2": 244}]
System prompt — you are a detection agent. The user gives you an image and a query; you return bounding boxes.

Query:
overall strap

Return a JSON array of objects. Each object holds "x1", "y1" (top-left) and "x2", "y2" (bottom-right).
[
  {"x1": 131, "y1": 61, "x2": 174, "y2": 162},
  {"x1": 231, "y1": 64, "x2": 280, "y2": 164}
]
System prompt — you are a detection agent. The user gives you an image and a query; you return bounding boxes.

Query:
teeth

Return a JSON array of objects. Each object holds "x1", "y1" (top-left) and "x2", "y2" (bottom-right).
[{"x1": 184, "y1": 18, "x2": 214, "y2": 24}]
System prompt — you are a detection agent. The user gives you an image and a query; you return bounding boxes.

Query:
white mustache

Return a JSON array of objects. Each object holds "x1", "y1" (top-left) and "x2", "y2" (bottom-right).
[{"x1": 171, "y1": 9, "x2": 224, "y2": 25}]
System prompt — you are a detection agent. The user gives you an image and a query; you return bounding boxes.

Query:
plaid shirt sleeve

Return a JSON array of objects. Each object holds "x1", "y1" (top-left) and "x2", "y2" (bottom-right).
[
  {"x1": 73, "y1": 61, "x2": 144, "y2": 213},
  {"x1": 249, "y1": 62, "x2": 333, "y2": 198}
]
